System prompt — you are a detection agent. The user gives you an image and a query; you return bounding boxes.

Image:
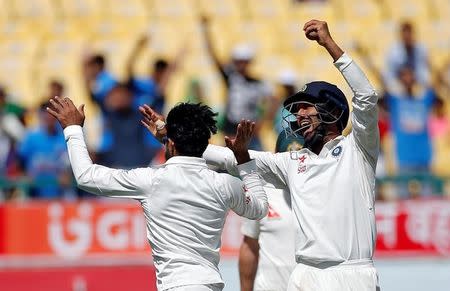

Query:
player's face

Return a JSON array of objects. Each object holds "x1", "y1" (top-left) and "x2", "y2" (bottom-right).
[{"x1": 296, "y1": 104, "x2": 320, "y2": 141}]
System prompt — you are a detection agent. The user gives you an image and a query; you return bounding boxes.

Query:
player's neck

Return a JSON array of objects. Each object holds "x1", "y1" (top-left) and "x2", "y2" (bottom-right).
[{"x1": 312, "y1": 132, "x2": 340, "y2": 154}]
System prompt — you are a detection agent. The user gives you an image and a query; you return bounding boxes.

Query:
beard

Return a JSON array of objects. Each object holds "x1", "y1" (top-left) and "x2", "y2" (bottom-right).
[{"x1": 303, "y1": 123, "x2": 326, "y2": 150}]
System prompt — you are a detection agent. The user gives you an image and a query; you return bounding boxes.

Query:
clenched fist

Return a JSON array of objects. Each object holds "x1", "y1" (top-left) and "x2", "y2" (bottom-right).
[
  {"x1": 303, "y1": 19, "x2": 344, "y2": 62},
  {"x1": 303, "y1": 20, "x2": 333, "y2": 47}
]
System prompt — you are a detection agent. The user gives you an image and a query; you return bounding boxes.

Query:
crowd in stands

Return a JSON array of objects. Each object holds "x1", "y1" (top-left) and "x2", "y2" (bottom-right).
[{"x1": 0, "y1": 2, "x2": 449, "y2": 202}]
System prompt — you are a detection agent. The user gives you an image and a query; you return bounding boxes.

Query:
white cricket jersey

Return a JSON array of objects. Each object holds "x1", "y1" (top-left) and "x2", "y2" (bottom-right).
[
  {"x1": 241, "y1": 183, "x2": 296, "y2": 291},
  {"x1": 204, "y1": 53, "x2": 379, "y2": 266},
  {"x1": 63, "y1": 125, "x2": 269, "y2": 290}
]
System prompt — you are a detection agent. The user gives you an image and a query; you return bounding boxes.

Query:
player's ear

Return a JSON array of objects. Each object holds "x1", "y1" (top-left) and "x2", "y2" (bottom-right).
[{"x1": 167, "y1": 139, "x2": 178, "y2": 156}]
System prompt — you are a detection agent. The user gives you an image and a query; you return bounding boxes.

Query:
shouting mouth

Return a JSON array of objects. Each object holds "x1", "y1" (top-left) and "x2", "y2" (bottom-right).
[{"x1": 298, "y1": 119, "x2": 314, "y2": 138}]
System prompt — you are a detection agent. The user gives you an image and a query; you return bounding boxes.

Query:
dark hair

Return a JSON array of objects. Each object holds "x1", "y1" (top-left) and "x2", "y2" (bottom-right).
[
  {"x1": 166, "y1": 103, "x2": 217, "y2": 157},
  {"x1": 154, "y1": 59, "x2": 169, "y2": 72},
  {"x1": 90, "y1": 54, "x2": 105, "y2": 67},
  {"x1": 400, "y1": 21, "x2": 413, "y2": 32},
  {"x1": 50, "y1": 80, "x2": 64, "y2": 90}
]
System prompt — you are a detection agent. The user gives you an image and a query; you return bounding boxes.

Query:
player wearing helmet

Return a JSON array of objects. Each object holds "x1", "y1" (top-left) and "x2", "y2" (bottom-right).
[
  {"x1": 201, "y1": 19, "x2": 381, "y2": 290},
  {"x1": 282, "y1": 80, "x2": 350, "y2": 154}
]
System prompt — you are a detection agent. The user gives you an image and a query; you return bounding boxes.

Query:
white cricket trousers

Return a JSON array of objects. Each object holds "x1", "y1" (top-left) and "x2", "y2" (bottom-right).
[
  {"x1": 165, "y1": 283, "x2": 224, "y2": 291},
  {"x1": 287, "y1": 258, "x2": 380, "y2": 291}
]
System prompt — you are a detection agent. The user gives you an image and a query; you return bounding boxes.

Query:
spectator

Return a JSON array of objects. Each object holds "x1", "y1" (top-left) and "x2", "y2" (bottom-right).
[
  {"x1": 17, "y1": 102, "x2": 74, "y2": 199},
  {"x1": 0, "y1": 86, "x2": 26, "y2": 123},
  {"x1": 201, "y1": 16, "x2": 276, "y2": 150},
  {"x1": 384, "y1": 21, "x2": 430, "y2": 89},
  {"x1": 82, "y1": 53, "x2": 118, "y2": 111},
  {"x1": 385, "y1": 65, "x2": 436, "y2": 176},
  {"x1": 48, "y1": 80, "x2": 64, "y2": 98},
  {"x1": 0, "y1": 86, "x2": 25, "y2": 181},
  {"x1": 96, "y1": 84, "x2": 160, "y2": 168},
  {"x1": 125, "y1": 35, "x2": 186, "y2": 113},
  {"x1": 357, "y1": 42, "x2": 442, "y2": 197},
  {"x1": 357, "y1": 43, "x2": 436, "y2": 173}
]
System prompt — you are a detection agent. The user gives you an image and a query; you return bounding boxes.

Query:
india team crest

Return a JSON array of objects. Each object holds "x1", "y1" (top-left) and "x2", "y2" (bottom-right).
[{"x1": 331, "y1": 145, "x2": 343, "y2": 158}]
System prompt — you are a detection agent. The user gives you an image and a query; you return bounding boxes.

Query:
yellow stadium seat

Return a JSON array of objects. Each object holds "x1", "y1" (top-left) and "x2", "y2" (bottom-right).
[
  {"x1": 10, "y1": 0, "x2": 56, "y2": 21},
  {"x1": 152, "y1": 0, "x2": 197, "y2": 21},
  {"x1": 289, "y1": 1, "x2": 336, "y2": 23},
  {"x1": 59, "y1": 0, "x2": 105, "y2": 20},
  {"x1": 381, "y1": 0, "x2": 431, "y2": 23},
  {"x1": 0, "y1": 39, "x2": 40, "y2": 107},
  {"x1": 138, "y1": 20, "x2": 197, "y2": 66},
  {"x1": 35, "y1": 37, "x2": 86, "y2": 99},
  {"x1": 246, "y1": 0, "x2": 290, "y2": 20},
  {"x1": 336, "y1": 0, "x2": 382, "y2": 27},
  {"x1": 0, "y1": 0, "x2": 14, "y2": 21},
  {"x1": 251, "y1": 54, "x2": 294, "y2": 82},
  {"x1": 358, "y1": 20, "x2": 398, "y2": 56},
  {"x1": 232, "y1": 21, "x2": 282, "y2": 56},
  {"x1": 104, "y1": 0, "x2": 150, "y2": 19},
  {"x1": 198, "y1": 0, "x2": 243, "y2": 20},
  {"x1": 430, "y1": 0, "x2": 450, "y2": 20}
]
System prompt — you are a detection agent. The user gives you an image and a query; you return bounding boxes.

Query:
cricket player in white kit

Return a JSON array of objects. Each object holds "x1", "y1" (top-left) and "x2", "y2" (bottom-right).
[
  {"x1": 46, "y1": 100, "x2": 269, "y2": 291},
  {"x1": 239, "y1": 133, "x2": 303, "y2": 291},
  {"x1": 203, "y1": 20, "x2": 381, "y2": 290}
]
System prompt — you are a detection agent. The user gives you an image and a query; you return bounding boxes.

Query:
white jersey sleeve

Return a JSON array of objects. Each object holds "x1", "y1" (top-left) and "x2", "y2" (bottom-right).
[
  {"x1": 241, "y1": 218, "x2": 260, "y2": 239},
  {"x1": 221, "y1": 160, "x2": 269, "y2": 220},
  {"x1": 203, "y1": 145, "x2": 288, "y2": 188},
  {"x1": 334, "y1": 53, "x2": 379, "y2": 170},
  {"x1": 64, "y1": 125, "x2": 152, "y2": 199}
]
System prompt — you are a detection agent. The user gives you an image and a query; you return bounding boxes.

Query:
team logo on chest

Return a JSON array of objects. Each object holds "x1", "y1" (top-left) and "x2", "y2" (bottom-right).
[
  {"x1": 331, "y1": 145, "x2": 343, "y2": 158},
  {"x1": 297, "y1": 154, "x2": 307, "y2": 174}
]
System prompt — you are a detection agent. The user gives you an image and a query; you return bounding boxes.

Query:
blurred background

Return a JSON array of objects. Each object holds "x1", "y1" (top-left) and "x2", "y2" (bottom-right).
[{"x1": 0, "y1": 0, "x2": 448, "y2": 290}]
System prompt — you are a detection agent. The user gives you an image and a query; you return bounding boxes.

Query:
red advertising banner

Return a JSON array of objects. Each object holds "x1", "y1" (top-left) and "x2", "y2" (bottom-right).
[
  {"x1": 0, "y1": 199, "x2": 449, "y2": 261},
  {"x1": 376, "y1": 199, "x2": 450, "y2": 257}
]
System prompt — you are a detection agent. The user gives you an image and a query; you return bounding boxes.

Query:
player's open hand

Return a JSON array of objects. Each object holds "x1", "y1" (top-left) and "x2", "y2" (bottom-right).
[
  {"x1": 303, "y1": 20, "x2": 333, "y2": 47},
  {"x1": 225, "y1": 119, "x2": 255, "y2": 164},
  {"x1": 46, "y1": 96, "x2": 85, "y2": 129},
  {"x1": 139, "y1": 104, "x2": 167, "y2": 143}
]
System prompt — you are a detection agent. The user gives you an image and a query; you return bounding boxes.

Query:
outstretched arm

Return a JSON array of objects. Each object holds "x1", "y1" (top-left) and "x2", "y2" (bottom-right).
[
  {"x1": 126, "y1": 35, "x2": 149, "y2": 83},
  {"x1": 200, "y1": 16, "x2": 227, "y2": 80},
  {"x1": 304, "y1": 20, "x2": 379, "y2": 169},
  {"x1": 47, "y1": 97, "x2": 151, "y2": 199},
  {"x1": 139, "y1": 105, "x2": 289, "y2": 187},
  {"x1": 223, "y1": 120, "x2": 268, "y2": 219},
  {"x1": 157, "y1": 42, "x2": 188, "y2": 94}
]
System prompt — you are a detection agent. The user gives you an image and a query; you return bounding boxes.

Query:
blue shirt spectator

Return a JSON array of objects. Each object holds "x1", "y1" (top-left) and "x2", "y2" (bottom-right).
[
  {"x1": 96, "y1": 84, "x2": 161, "y2": 168},
  {"x1": 387, "y1": 88, "x2": 436, "y2": 170},
  {"x1": 128, "y1": 77, "x2": 164, "y2": 113},
  {"x1": 83, "y1": 54, "x2": 118, "y2": 111},
  {"x1": 18, "y1": 105, "x2": 71, "y2": 198},
  {"x1": 92, "y1": 70, "x2": 117, "y2": 105}
]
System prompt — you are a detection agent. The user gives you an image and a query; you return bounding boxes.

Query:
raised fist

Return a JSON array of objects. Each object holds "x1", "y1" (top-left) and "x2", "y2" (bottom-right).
[{"x1": 303, "y1": 20, "x2": 333, "y2": 47}]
